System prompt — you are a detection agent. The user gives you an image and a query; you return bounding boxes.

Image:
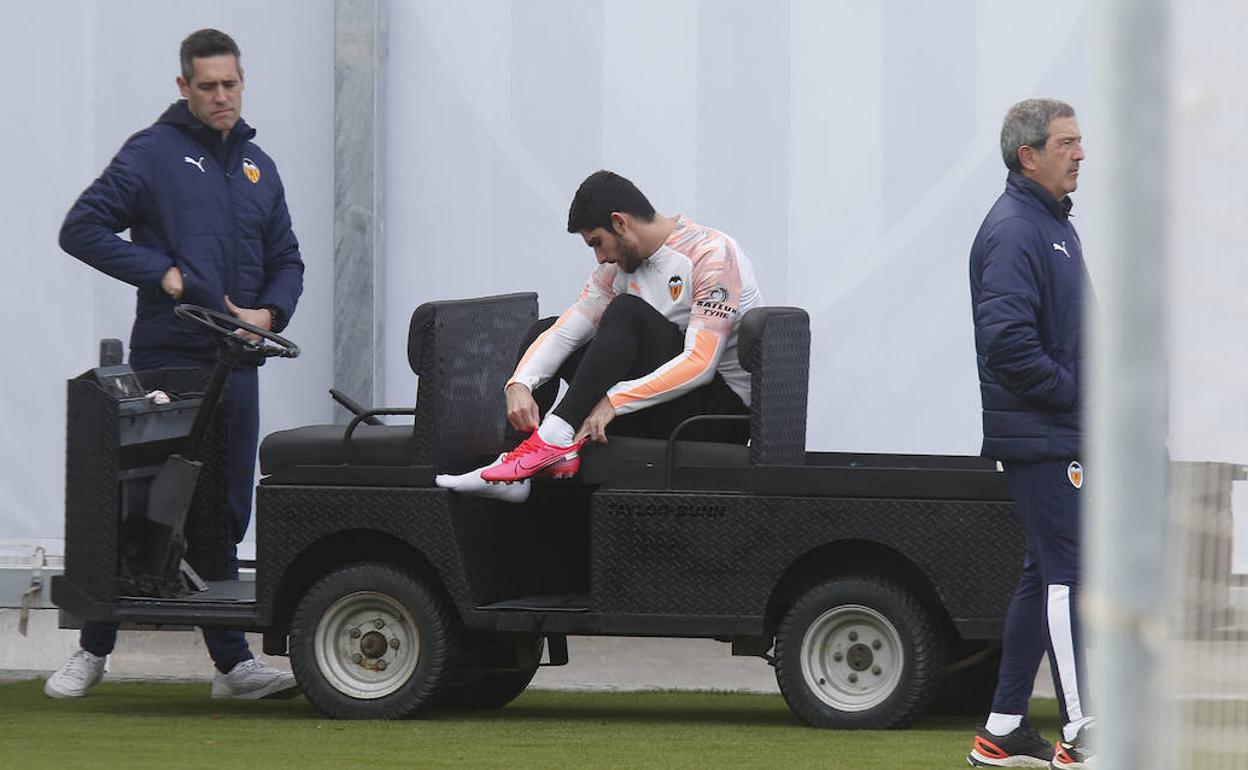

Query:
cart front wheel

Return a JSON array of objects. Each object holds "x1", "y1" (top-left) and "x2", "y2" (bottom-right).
[{"x1": 291, "y1": 562, "x2": 456, "y2": 719}]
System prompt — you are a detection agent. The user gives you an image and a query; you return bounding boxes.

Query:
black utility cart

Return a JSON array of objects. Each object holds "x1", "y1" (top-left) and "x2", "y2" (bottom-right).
[{"x1": 54, "y1": 293, "x2": 1024, "y2": 728}]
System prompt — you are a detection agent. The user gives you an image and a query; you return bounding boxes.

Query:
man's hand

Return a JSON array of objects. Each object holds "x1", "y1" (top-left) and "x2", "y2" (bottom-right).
[
  {"x1": 224, "y1": 295, "x2": 272, "y2": 340},
  {"x1": 162, "y1": 266, "x2": 184, "y2": 300},
  {"x1": 575, "y1": 396, "x2": 616, "y2": 444},
  {"x1": 505, "y1": 383, "x2": 540, "y2": 432}
]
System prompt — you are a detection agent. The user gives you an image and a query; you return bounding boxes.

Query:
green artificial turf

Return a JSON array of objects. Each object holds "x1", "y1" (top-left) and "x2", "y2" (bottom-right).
[{"x1": 0, "y1": 679, "x2": 1060, "y2": 769}]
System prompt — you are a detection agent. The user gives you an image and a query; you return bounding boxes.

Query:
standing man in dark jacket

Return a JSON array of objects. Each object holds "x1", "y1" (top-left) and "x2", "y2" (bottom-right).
[
  {"x1": 48, "y1": 29, "x2": 303, "y2": 701},
  {"x1": 965, "y1": 99, "x2": 1094, "y2": 769}
]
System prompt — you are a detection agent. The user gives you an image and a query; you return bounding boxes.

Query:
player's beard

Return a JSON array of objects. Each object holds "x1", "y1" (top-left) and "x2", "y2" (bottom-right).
[{"x1": 617, "y1": 240, "x2": 646, "y2": 273}]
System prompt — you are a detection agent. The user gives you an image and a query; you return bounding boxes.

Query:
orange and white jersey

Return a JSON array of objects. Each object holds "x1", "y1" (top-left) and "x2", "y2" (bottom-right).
[{"x1": 509, "y1": 215, "x2": 763, "y2": 415}]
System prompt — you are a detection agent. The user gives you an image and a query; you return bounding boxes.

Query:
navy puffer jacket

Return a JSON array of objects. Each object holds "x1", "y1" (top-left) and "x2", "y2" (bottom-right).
[
  {"x1": 60, "y1": 100, "x2": 303, "y2": 362},
  {"x1": 970, "y1": 172, "x2": 1087, "y2": 461}
]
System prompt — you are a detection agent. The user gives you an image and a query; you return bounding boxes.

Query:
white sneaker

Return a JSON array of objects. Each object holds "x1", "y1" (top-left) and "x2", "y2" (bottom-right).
[
  {"x1": 44, "y1": 649, "x2": 106, "y2": 698},
  {"x1": 211, "y1": 658, "x2": 300, "y2": 700}
]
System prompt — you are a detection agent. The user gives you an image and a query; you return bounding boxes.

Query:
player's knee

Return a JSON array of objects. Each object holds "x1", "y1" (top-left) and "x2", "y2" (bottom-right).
[{"x1": 601, "y1": 293, "x2": 650, "y2": 325}]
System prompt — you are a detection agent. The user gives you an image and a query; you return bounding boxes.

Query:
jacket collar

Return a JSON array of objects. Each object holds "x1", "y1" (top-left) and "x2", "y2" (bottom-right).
[
  {"x1": 1006, "y1": 171, "x2": 1073, "y2": 221},
  {"x1": 157, "y1": 100, "x2": 256, "y2": 150}
]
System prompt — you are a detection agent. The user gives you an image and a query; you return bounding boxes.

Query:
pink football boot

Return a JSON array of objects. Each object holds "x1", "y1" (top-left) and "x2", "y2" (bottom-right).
[{"x1": 481, "y1": 431, "x2": 585, "y2": 483}]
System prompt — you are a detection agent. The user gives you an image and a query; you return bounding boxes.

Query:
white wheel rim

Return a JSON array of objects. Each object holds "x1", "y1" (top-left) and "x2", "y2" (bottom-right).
[
  {"x1": 799, "y1": 604, "x2": 904, "y2": 712},
  {"x1": 313, "y1": 591, "x2": 420, "y2": 699}
]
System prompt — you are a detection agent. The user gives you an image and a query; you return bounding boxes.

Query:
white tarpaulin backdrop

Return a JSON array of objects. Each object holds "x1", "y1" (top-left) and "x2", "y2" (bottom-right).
[{"x1": 1, "y1": 1, "x2": 1244, "y2": 569}]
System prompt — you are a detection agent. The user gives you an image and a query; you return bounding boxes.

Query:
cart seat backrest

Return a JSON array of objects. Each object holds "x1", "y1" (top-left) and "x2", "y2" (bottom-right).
[
  {"x1": 737, "y1": 306, "x2": 810, "y2": 465},
  {"x1": 406, "y1": 292, "x2": 538, "y2": 469}
]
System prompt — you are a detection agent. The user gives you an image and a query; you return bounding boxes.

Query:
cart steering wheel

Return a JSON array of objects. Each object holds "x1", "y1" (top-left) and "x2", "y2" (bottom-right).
[{"x1": 174, "y1": 304, "x2": 300, "y2": 359}]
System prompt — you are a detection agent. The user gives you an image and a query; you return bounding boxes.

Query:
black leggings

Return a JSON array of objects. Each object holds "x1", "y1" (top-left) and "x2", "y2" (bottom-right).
[{"x1": 517, "y1": 294, "x2": 748, "y2": 443}]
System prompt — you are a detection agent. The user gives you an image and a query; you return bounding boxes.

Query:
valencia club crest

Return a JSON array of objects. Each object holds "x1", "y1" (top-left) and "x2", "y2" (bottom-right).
[
  {"x1": 668, "y1": 275, "x2": 683, "y2": 301},
  {"x1": 242, "y1": 157, "x2": 261, "y2": 184}
]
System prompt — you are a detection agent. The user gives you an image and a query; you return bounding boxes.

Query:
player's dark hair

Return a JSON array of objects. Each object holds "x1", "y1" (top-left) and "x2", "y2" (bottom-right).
[
  {"x1": 566, "y1": 170, "x2": 656, "y2": 234},
  {"x1": 180, "y1": 29, "x2": 241, "y2": 83}
]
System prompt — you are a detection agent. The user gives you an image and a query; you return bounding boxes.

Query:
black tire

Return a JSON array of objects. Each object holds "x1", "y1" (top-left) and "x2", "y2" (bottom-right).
[
  {"x1": 774, "y1": 576, "x2": 945, "y2": 729},
  {"x1": 930, "y1": 641, "x2": 1001, "y2": 716},
  {"x1": 441, "y1": 635, "x2": 544, "y2": 709},
  {"x1": 290, "y1": 562, "x2": 457, "y2": 719}
]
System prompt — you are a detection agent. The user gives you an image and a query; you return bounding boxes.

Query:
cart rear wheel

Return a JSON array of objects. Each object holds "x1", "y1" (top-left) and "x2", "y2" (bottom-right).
[
  {"x1": 931, "y1": 642, "x2": 1002, "y2": 716},
  {"x1": 775, "y1": 576, "x2": 944, "y2": 729},
  {"x1": 442, "y1": 635, "x2": 544, "y2": 709}
]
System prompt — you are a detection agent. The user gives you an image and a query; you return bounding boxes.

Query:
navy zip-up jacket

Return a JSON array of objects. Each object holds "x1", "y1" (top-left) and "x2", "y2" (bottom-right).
[
  {"x1": 970, "y1": 171, "x2": 1086, "y2": 461},
  {"x1": 60, "y1": 100, "x2": 304, "y2": 362}
]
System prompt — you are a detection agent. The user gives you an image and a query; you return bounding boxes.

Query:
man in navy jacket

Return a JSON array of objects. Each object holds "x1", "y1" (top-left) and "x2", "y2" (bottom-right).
[
  {"x1": 49, "y1": 29, "x2": 303, "y2": 701},
  {"x1": 966, "y1": 99, "x2": 1094, "y2": 769}
]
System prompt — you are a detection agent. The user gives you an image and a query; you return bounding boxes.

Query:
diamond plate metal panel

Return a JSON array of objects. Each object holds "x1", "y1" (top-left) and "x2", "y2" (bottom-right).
[
  {"x1": 65, "y1": 379, "x2": 120, "y2": 602},
  {"x1": 256, "y1": 486, "x2": 469, "y2": 612},
  {"x1": 590, "y1": 491, "x2": 1022, "y2": 629},
  {"x1": 258, "y1": 484, "x2": 569, "y2": 608}
]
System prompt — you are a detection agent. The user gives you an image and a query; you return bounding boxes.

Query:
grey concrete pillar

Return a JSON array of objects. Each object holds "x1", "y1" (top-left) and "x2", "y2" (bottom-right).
[
  {"x1": 1087, "y1": 1, "x2": 1171, "y2": 768},
  {"x1": 333, "y1": 0, "x2": 385, "y2": 421}
]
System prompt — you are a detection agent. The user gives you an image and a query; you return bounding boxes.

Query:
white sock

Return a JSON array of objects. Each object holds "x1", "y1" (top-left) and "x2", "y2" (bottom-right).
[
  {"x1": 536, "y1": 414, "x2": 575, "y2": 446},
  {"x1": 1063, "y1": 716, "x2": 1094, "y2": 743},
  {"x1": 985, "y1": 712, "x2": 1023, "y2": 736},
  {"x1": 435, "y1": 454, "x2": 531, "y2": 503}
]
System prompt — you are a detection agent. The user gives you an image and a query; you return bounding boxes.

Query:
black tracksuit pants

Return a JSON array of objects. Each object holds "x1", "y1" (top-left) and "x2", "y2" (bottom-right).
[{"x1": 517, "y1": 294, "x2": 748, "y2": 444}]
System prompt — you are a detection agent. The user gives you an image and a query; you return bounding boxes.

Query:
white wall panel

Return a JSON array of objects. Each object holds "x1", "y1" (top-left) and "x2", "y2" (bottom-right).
[{"x1": 380, "y1": 0, "x2": 1097, "y2": 457}]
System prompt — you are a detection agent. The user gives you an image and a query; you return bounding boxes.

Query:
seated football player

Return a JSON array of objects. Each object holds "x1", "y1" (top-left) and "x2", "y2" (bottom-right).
[{"x1": 436, "y1": 169, "x2": 762, "y2": 500}]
